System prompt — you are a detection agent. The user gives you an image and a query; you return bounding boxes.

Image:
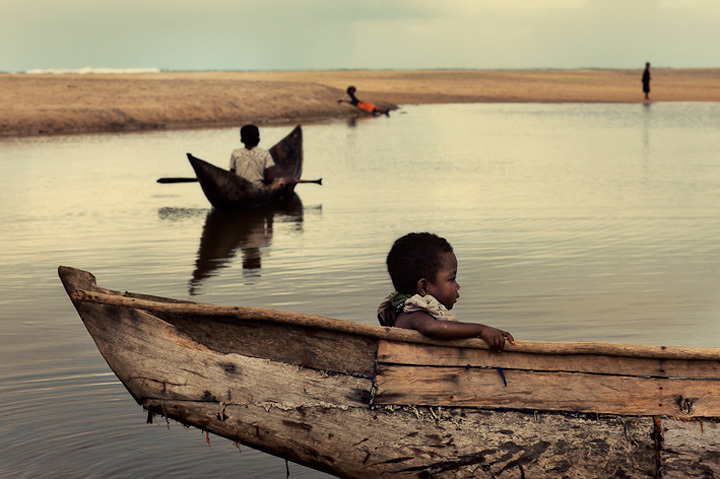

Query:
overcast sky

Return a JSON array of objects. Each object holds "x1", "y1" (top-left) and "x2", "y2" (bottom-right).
[{"x1": 3, "y1": 0, "x2": 719, "y2": 72}]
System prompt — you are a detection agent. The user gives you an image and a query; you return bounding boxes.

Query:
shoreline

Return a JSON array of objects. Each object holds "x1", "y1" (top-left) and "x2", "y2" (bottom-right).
[{"x1": 3, "y1": 68, "x2": 720, "y2": 137}]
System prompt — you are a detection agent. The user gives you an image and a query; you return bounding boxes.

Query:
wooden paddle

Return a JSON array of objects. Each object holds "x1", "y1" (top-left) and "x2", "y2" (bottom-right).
[
  {"x1": 157, "y1": 177, "x2": 322, "y2": 185},
  {"x1": 157, "y1": 177, "x2": 198, "y2": 183}
]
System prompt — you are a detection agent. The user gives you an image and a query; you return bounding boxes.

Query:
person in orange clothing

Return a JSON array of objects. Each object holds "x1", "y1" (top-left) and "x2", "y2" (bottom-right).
[{"x1": 338, "y1": 86, "x2": 390, "y2": 116}]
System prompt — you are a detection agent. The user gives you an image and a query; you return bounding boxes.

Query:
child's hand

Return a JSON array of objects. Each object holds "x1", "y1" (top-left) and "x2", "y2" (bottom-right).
[{"x1": 480, "y1": 326, "x2": 515, "y2": 352}]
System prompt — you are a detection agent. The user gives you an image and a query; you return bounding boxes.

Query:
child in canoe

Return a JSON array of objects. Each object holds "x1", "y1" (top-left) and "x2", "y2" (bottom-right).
[
  {"x1": 338, "y1": 86, "x2": 390, "y2": 116},
  {"x1": 230, "y1": 124, "x2": 287, "y2": 189},
  {"x1": 378, "y1": 232, "x2": 514, "y2": 351}
]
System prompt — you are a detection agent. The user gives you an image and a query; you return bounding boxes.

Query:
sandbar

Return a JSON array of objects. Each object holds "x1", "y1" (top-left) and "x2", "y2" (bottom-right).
[{"x1": 2, "y1": 69, "x2": 719, "y2": 137}]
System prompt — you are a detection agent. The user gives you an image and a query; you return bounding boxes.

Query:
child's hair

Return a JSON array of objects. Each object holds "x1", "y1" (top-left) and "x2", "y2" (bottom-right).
[
  {"x1": 240, "y1": 124, "x2": 260, "y2": 145},
  {"x1": 386, "y1": 232, "x2": 454, "y2": 294}
]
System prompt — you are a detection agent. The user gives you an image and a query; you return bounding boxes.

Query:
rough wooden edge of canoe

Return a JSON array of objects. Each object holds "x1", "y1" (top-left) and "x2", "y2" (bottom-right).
[{"x1": 58, "y1": 266, "x2": 720, "y2": 360}]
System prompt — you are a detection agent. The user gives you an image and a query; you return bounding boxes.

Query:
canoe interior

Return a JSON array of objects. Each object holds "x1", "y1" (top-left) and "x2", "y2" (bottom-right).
[
  {"x1": 59, "y1": 266, "x2": 720, "y2": 478},
  {"x1": 188, "y1": 125, "x2": 302, "y2": 209},
  {"x1": 375, "y1": 340, "x2": 720, "y2": 417}
]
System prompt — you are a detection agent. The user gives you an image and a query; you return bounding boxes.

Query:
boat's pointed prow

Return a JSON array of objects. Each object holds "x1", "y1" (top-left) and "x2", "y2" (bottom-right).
[{"x1": 58, "y1": 266, "x2": 97, "y2": 294}]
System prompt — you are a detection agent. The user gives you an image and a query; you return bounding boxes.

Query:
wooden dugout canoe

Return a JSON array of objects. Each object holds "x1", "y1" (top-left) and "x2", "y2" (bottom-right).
[
  {"x1": 59, "y1": 266, "x2": 720, "y2": 478},
  {"x1": 188, "y1": 125, "x2": 303, "y2": 209}
]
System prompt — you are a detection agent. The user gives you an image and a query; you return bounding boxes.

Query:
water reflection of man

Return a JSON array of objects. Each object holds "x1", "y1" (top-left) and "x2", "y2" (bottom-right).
[
  {"x1": 240, "y1": 214, "x2": 272, "y2": 270},
  {"x1": 188, "y1": 195, "x2": 305, "y2": 295}
]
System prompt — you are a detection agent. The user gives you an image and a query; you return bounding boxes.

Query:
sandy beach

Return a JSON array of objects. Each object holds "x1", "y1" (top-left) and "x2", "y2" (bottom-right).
[{"x1": 2, "y1": 68, "x2": 720, "y2": 137}]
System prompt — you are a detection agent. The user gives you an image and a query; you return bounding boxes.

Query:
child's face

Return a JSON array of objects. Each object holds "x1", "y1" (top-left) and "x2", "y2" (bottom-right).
[{"x1": 425, "y1": 252, "x2": 460, "y2": 310}]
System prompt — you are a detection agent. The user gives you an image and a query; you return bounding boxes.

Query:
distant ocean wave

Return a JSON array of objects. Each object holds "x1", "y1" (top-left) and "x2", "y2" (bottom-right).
[{"x1": 24, "y1": 67, "x2": 161, "y2": 74}]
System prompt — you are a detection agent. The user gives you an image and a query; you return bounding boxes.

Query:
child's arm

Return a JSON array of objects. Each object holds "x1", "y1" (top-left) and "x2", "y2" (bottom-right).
[
  {"x1": 398, "y1": 312, "x2": 514, "y2": 351},
  {"x1": 263, "y1": 167, "x2": 275, "y2": 184}
]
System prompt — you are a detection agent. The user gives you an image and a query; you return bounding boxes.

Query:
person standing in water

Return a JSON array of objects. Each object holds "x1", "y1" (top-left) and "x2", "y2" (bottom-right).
[{"x1": 642, "y1": 62, "x2": 651, "y2": 101}]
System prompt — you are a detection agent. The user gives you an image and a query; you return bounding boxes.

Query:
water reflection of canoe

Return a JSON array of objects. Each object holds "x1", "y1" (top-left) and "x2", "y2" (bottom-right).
[
  {"x1": 188, "y1": 125, "x2": 302, "y2": 209},
  {"x1": 59, "y1": 266, "x2": 720, "y2": 478},
  {"x1": 189, "y1": 194, "x2": 304, "y2": 295}
]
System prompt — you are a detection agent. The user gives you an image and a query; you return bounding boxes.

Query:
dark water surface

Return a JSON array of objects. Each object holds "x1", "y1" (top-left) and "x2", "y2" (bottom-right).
[{"x1": 2, "y1": 103, "x2": 720, "y2": 477}]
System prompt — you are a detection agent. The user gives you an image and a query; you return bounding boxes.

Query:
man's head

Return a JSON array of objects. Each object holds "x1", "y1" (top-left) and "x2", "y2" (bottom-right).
[{"x1": 240, "y1": 124, "x2": 260, "y2": 146}]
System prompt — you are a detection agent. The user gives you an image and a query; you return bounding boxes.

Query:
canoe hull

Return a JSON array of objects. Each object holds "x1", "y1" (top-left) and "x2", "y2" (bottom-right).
[
  {"x1": 188, "y1": 125, "x2": 302, "y2": 209},
  {"x1": 59, "y1": 266, "x2": 720, "y2": 478},
  {"x1": 146, "y1": 399, "x2": 663, "y2": 478}
]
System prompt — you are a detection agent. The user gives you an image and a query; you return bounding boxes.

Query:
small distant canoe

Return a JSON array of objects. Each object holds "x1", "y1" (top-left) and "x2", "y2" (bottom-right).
[
  {"x1": 59, "y1": 266, "x2": 720, "y2": 478},
  {"x1": 188, "y1": 125, "x2": 302, "y2": 209}
]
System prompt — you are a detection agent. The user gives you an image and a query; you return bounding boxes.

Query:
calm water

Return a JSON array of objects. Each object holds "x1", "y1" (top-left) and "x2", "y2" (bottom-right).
[{"x1": 2, "y1": 103, "x2": 720, "y2": 477}]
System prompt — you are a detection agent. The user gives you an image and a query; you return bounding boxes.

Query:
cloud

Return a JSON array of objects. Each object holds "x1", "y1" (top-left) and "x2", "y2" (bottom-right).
[
  {"x1": 445, "y1": 0, "x2": 587, "y2": 13},
  {"x1": 659, "y1": 0, "x2": 716, "y2": 8},
  {"x1": 2, "y1": 0, "x2": 720, "y2": 71}
]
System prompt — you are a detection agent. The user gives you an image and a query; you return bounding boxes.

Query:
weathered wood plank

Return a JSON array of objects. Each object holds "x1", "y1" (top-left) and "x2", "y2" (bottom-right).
[
  {"x1": 156, "y1": 311, "x2": 378, "y2": 376},
  {"x1": 67, "y1": 285, "x2": 720, "y2": 360},
  {"x1": 143, "y1": 399, "x2": 656, "y2": 479},
  {"x1": 374, "y1": 364, "x2": 720, "y2": 417},
  {"x1": 659, "y1": 417, "x2": 720, "y2": 477},
  {"x1": 77, "y1": 303, "x2": 372, "y2": 408},
  {"x1": 378, "y1": 340, "x2": 720, "y2": 379}
]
